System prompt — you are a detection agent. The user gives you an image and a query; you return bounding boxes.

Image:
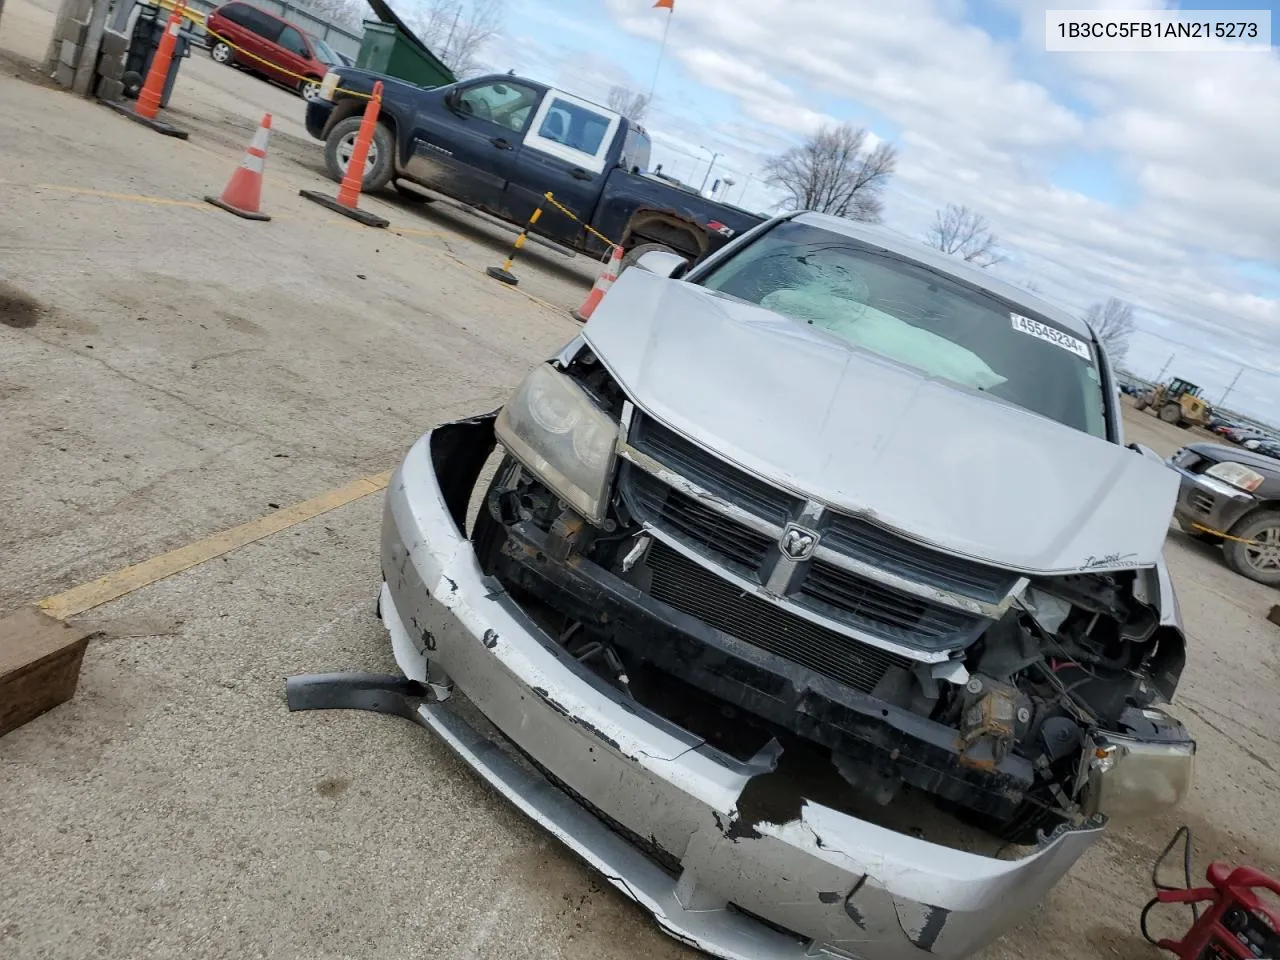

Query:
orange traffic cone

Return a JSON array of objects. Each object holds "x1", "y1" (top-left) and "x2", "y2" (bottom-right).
[
  {"x1": 572, "y1": 244, "x2": 625, "y2": 323},
  {"x1": 205, "y1": 114, "x2": 272, "y2": 221}
]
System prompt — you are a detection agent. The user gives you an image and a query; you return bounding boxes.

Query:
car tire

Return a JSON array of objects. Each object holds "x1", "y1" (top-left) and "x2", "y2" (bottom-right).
[
  {"x1": 210, "y1": 41, "x2": 234, "y2": 65},
  {"x1": 323, "y1": 115, "x2": 394, "y2": 193},
  {"x1": 1160, "y1": 402, "x2": 1182, "y2": 424},
  {"x1": 1222, "y1": 509, "x2": 1280, "y2": 586},
  {"x1": 620, "y1": 241, "x2": 680, "y2": 275},
  {"x1": 299, "y1": 77, "x2": 323, "y2": 102}
]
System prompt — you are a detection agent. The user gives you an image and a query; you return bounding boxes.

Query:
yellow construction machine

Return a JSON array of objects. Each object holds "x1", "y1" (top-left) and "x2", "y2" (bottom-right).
[{"x1": 1134, "y1": 377, "x2": 1212, "y2": 429}]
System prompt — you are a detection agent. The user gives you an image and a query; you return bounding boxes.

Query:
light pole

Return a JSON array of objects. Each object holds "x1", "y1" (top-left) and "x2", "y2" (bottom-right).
[
  {"x1": 698, "y1": 146, "x2": 723, "y2": 194},
  {"x1": 1219, "y1": 367, "x2": 1244, "y2": 408}
]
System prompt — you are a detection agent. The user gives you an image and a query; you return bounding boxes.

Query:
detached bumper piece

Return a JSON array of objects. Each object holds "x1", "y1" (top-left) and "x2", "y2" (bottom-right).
[{"x1": 293, "y1": 413, "x2": 1107, "y2": 960}]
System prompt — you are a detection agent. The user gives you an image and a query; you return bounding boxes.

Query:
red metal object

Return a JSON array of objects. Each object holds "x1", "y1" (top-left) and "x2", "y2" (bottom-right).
[
  {"x1": 136, "y1": 0, "x2": 187, "y2": 120},
  {"x1": 337, "y1": 81, "x2": 384, "y2": 210},
  {"x1": 1151, "y1": 863, "x2": 1280, "y2": 959}
]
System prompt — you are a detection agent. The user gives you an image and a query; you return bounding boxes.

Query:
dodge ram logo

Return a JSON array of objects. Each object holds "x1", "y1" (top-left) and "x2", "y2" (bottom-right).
[{"x1": 780, "y1": 523, "x2": 819, "y2": 561}]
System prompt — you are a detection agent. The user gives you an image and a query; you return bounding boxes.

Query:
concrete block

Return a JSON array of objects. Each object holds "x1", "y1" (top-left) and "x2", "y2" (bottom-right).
[
  {"x1": 54, "y1": 62, "x2": 76, "y2": 87},
  {"x1": 59, "y1": 39, "x2": 80, "y2": 68},
  {"x1": 96, "y1": 76, "x2": 125, "y2": 101},
  {"x1": 60, "y1": 16, "x2": 88, "y2": 45},
  {"x1": 97, "y1": 53, "x2": 124, "y2": 80},
  {"x1": 101, "y1": 28, "x2": 130, "y2": 58}
]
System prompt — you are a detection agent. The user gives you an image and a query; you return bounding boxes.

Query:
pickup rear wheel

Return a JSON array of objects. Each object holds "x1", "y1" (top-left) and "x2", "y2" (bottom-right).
[{"x1": 323, "y1": 115, "x2": 394, "y2": 193}]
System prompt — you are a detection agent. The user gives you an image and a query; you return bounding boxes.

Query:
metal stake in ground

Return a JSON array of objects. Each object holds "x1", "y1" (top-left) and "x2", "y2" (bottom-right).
[
  {"x1": 102, "y1": 0, "x2": 190, "y2": 139},
  {"x1": 299, "y1": 81, "x2": 389, "y2": 229},
  {"x1": 487, "y1": 192, "x2": 550, "y2": 286}
]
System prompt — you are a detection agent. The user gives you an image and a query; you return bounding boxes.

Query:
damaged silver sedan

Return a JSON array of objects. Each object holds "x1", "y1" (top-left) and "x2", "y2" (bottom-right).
[{"x1": 376, "y1": 213, "x2": 1195, "y2": 959}]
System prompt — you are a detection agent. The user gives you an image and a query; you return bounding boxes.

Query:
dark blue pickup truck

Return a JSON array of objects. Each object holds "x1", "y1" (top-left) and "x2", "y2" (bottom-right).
[{"x1": 304, "y1": 68, "x2": 764, "y2": 265}]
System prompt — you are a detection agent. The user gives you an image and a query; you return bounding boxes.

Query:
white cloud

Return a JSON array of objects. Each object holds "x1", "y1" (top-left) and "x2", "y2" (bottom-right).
[
  {"x1": 495, "y1": 0, "x2": 1280, "y2": 419},
  {"x1": 601, "y1": 0, "x2": 1280, "y2": 419}
]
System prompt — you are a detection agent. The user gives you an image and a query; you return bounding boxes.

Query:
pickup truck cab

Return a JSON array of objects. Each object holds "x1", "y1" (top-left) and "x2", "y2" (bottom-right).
[{"x1": 305, "y1": 69, "x2": 762, "y2": 264}]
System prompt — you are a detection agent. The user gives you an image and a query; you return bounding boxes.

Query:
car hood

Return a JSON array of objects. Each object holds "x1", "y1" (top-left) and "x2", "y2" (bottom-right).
[{"x1": 581, "y1": 269, "x2": 1179, "y2": 575}]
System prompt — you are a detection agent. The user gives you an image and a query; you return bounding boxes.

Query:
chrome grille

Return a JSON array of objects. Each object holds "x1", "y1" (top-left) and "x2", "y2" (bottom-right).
[
  {"x1": 645, "y1": 540, "x2": 909, "y2": 693},
  {"x1": 822, "y1": 513, "x2": 1016, "y2": 604},
  {"x1": 621, "y1": 413, "x2": 1000, "y2": 657},
  {"x1": 629, "y1": 416, "x2": 803, "y2": 528},
  {"x1": 797, "y1": 559, "x2": 976, "y2": 646},
  {"x1": 623, "y1": 466, "x2": 771, "y2": 573}
]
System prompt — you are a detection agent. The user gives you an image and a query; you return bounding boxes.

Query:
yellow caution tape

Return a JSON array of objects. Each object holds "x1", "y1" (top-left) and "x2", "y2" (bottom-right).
[
  {"x1": 146, "y1": 0, "x2": 373, "y2": 101},
  {"x1": 199, "y1": 23, "x2": 374, "y2": 99},
  {"x1": 1190, "y1": 522, "x2": 1259, "y2": 545},
  {"x1": 543, "y1": 192, "x2": 619, "y2": 251}
]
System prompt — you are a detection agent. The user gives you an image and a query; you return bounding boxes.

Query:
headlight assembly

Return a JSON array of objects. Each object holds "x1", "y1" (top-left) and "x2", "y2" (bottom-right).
[
  {"x1": 494, "y1": 363, "x2": 620, "y2": 524},
  {"x1": 1204, "y1": 461, "x2": 1265, "y2": 493}
]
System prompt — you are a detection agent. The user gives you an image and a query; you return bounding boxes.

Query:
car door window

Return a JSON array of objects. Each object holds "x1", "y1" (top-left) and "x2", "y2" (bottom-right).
[
  {"x1": 523, "y1": 92, "x2": 621, "y2": 173},
  {"x1": 219, "y1": 2, "x2": 250, "y2": 25},
  {"x1": 457, "y1": 81, "x2": 538, "y2": 133},
  {"x1": 277, "y1": 25, "x2": 308, "y2": 57},
  {"x1": 243, "y1": 8, "x2": 282, "y2": 42}
]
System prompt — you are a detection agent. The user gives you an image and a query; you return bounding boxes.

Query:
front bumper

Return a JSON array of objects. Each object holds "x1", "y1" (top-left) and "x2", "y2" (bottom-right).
[
  {"x1": 1168, "y1": 462, "x2": 1256, "y2": 535},
  {"x1": 378, "y1": 414, "x2": 1105, "y2": 960},
  {"x1": 304, "y1": 98, "x2": 335, "y2": 140}
]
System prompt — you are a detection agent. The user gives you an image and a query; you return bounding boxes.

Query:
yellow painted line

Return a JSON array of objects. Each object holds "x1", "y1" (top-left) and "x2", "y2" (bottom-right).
[
  {"x1": 34, "y1": 183, "x2": 212, "y2": 210},
  {"x1": 39, "y1": 471, "x2": 391, "y2": 621}
]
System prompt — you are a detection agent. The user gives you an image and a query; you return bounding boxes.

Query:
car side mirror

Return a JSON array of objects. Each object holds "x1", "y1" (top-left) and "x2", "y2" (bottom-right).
[
  {"x1": 444, "y1": 89, "x2": 464, "y2": 113},
  {"x1": 634, "y1": 249, "x2": 689, "y2": 279}
]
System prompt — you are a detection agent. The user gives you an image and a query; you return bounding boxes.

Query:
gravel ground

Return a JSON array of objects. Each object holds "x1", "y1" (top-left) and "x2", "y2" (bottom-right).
[{"x1": 2, "y1": 6, "x2": 1279, "y2": 959}]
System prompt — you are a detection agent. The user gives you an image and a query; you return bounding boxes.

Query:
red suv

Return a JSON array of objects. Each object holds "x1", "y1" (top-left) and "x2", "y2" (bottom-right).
[{"x1": 206, "y1": 2, "x2": 342, "y2": 101}]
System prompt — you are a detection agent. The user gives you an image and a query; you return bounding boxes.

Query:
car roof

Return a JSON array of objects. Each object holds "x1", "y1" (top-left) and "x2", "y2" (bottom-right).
[{"x1": 789, "y1": 211, "x2": 1095, "y2": 340}]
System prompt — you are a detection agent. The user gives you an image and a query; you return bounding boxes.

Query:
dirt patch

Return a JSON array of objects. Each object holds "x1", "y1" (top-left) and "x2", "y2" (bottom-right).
[
  {"x1": 0, "y1": 282, "x2": 43, "y2": 328},
  {"x1": 314, "y1": 776, "x2": 349, "y2": 798}
]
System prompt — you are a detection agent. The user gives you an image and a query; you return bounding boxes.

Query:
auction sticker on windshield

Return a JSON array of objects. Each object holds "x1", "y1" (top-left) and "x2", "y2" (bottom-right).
[{"x1": 1011, "y1": 313, "x2": 1092, "y2": 360}]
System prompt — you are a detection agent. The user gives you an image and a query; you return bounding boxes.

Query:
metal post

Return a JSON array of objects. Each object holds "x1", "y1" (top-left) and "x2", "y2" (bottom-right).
[
  {"x1": 1219, "y1": 367, "x2": 1244, "y2": 408},
  {"x1": 698, "y1": 149, "x2": 722, "y2": 194},
  {"x1": 73, "y1": 0, "x2": 114, "y2": 96},
  {"x1": 1154, "y1": 352, "x2": 1174, "y2": 383},
  {"x1": 486, "y1": 192, "x2": 550, "y2": 286}
]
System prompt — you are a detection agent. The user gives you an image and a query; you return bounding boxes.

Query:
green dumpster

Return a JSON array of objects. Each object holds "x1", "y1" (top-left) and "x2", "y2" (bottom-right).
[{"x1": 356, "y1": 20, "x2": 457, "y2": 89}]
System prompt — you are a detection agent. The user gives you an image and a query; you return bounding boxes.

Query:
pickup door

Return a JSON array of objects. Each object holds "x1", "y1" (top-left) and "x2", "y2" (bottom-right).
[
  {"x1": 505, "y1": 90, "x2": 623, "y2": 244},
  {"x1": 404, "y1": 77, "x2": 542, "y2": 216}
]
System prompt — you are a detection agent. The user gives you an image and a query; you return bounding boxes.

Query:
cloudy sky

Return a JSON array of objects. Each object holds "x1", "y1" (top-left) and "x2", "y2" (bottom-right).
[{"x1": 471, "y1": 0, "x2": 1280, "y2": 423}]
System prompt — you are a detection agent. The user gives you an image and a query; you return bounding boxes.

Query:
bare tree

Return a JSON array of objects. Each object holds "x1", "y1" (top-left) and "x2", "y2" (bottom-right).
[
  {"x1": 606, "y1": 85, "x2": 649, "y2": 123},
  {"x1": 763, "y1": 123, "x2": 897, "y2": 223},
  {"x1": 299, "y1": 0, "x2": 361, "y2": 29},
  {"x1": 1083, "y1": 298, "x2": 1136, "y2": 363},
  {"x1": 401, "y1": 0, "x2": 504, "y2": 78},
  {"x1": 925, "y1": 204, "x2": 1005, "y2": 268}
]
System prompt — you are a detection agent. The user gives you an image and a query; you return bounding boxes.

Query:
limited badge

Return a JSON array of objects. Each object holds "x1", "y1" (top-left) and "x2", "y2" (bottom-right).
[{"x1": 1010, "y1": 313, "x2": 1091, "y2": 360}]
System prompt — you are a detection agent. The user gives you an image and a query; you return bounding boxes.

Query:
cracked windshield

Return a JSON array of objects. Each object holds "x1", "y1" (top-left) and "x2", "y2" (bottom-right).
[{"x1": 698, "y1": 220, "x2": 1108, "y2": 437}]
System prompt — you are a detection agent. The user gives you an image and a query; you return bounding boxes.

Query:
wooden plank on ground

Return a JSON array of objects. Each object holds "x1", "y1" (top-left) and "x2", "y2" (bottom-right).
[{"x1": 0, "y1": 607, "x2": 95, "y2": 738}]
